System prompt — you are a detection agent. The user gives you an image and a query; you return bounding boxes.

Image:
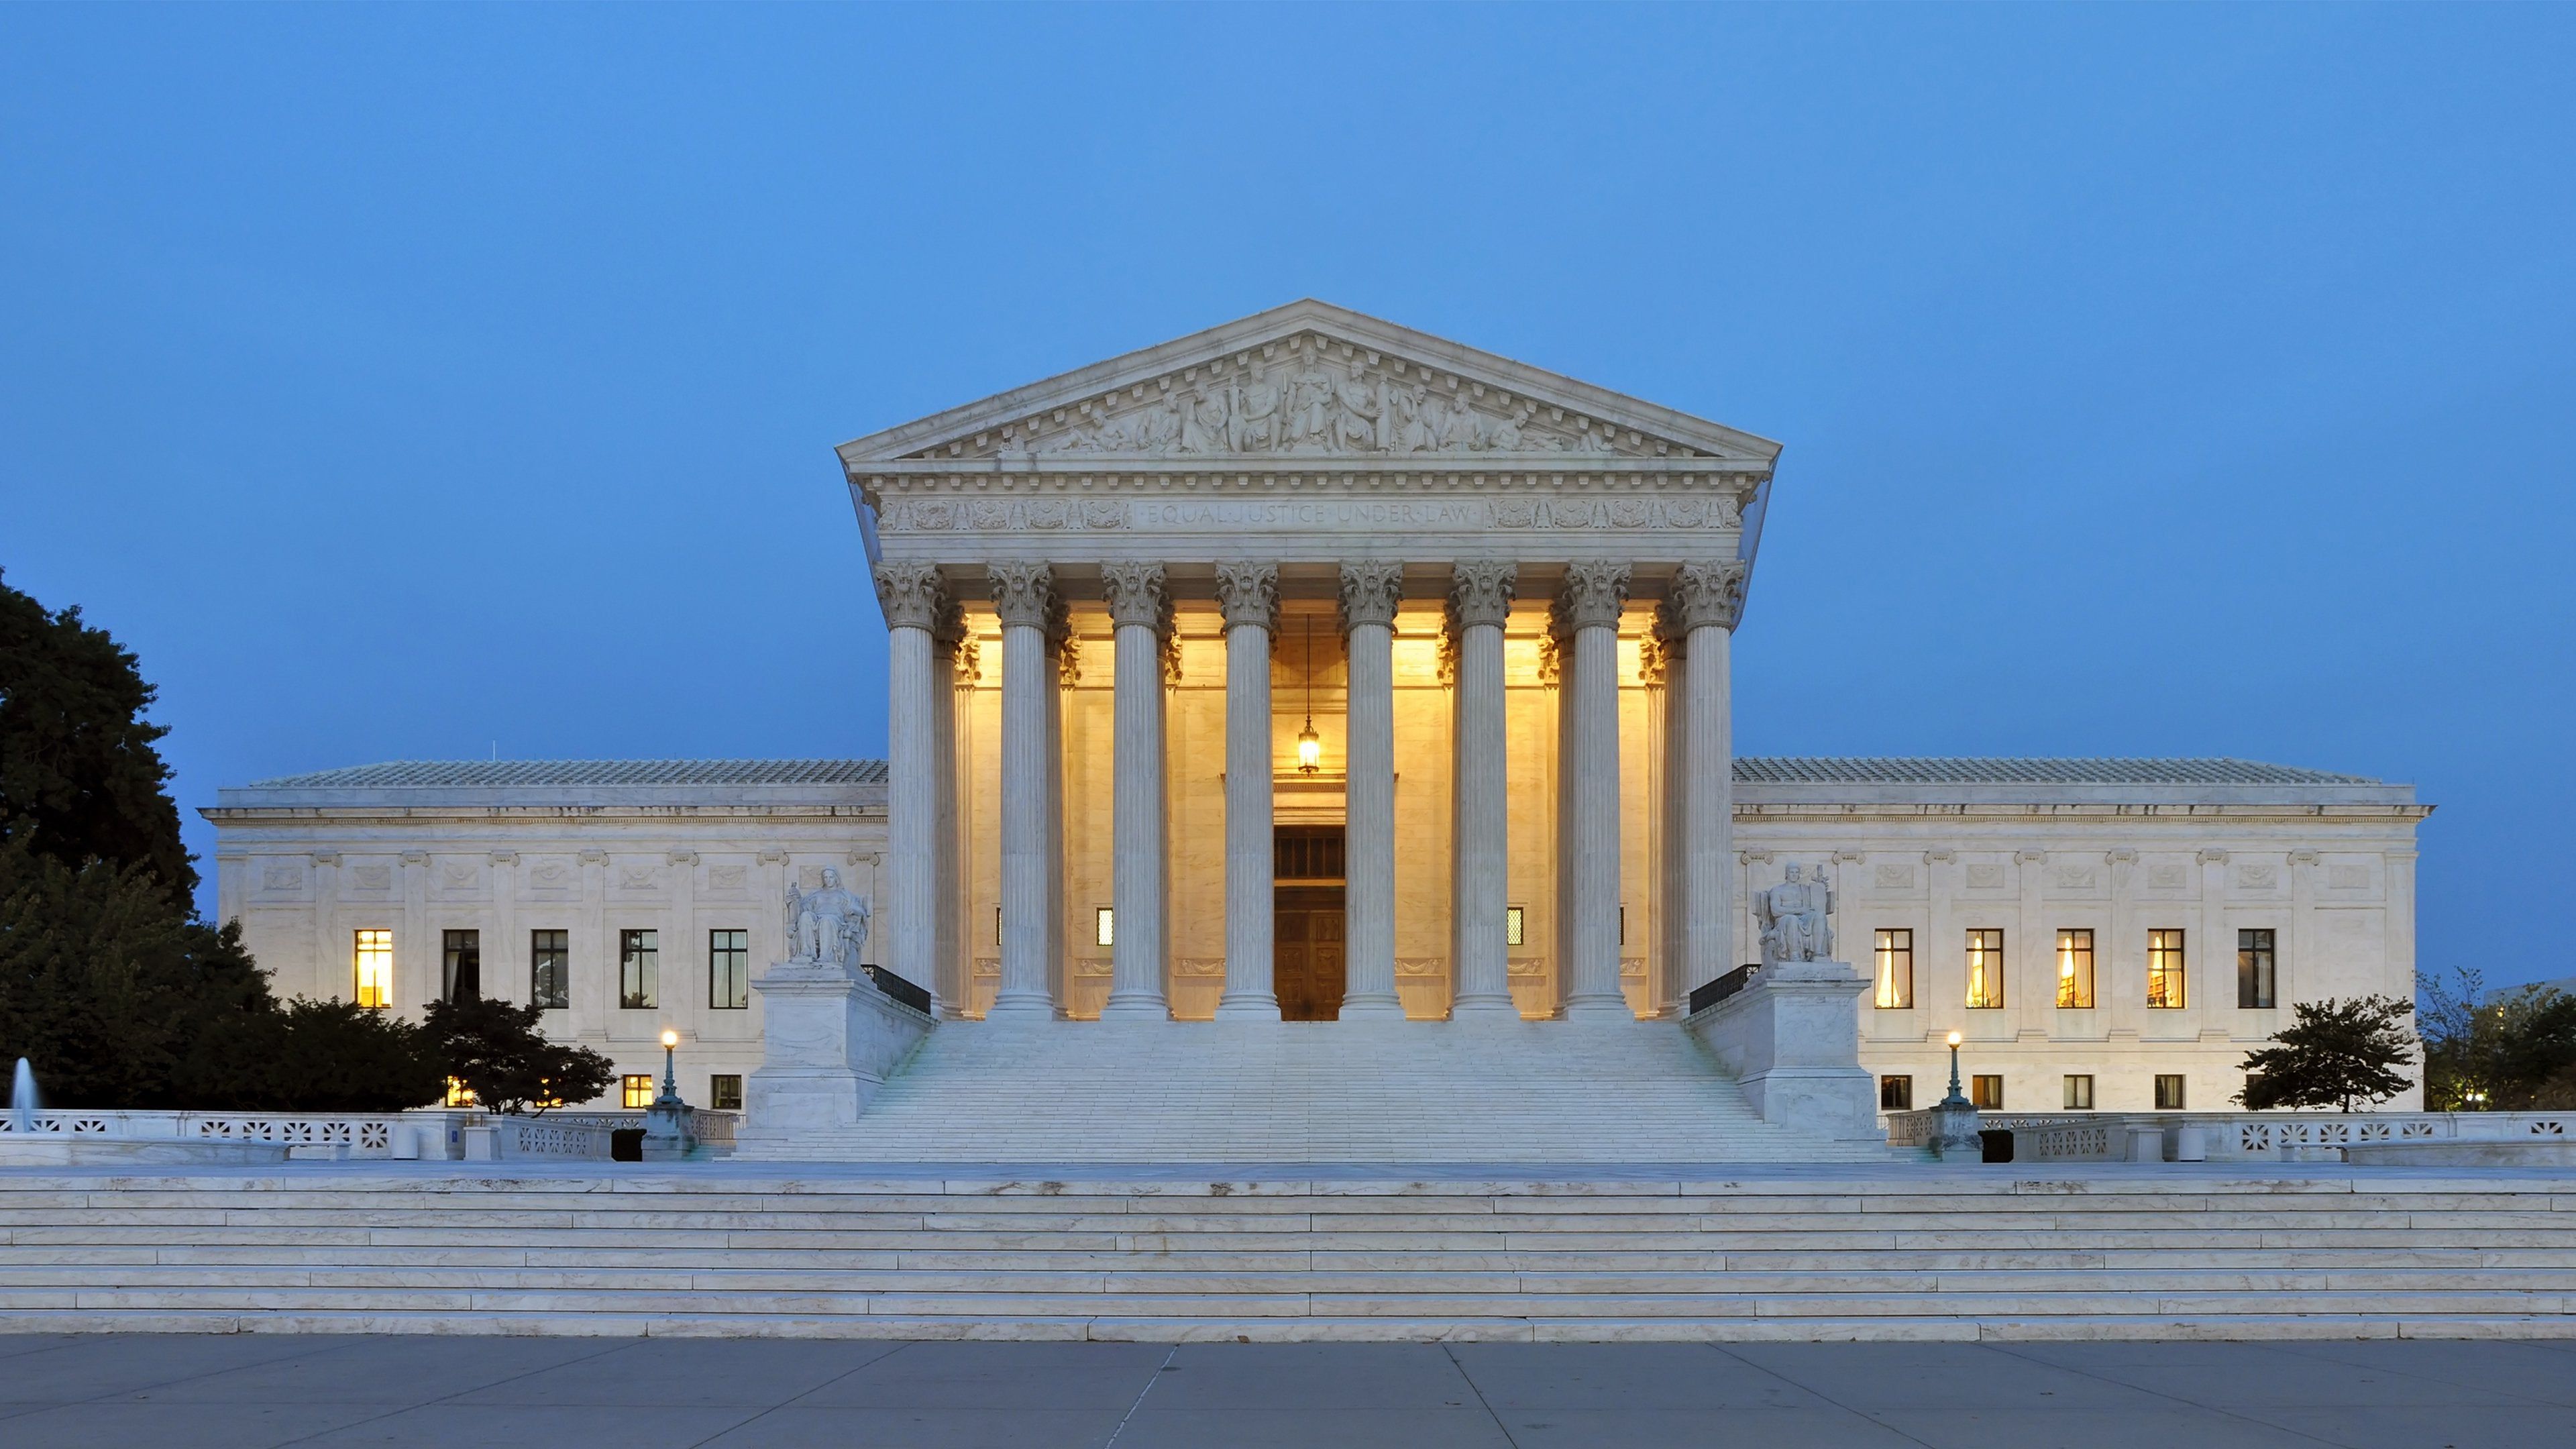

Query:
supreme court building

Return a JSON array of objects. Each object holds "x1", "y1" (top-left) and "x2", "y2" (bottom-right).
[{"x1": 207, "y1": 302, "x2": 2430, "y2": 1132}]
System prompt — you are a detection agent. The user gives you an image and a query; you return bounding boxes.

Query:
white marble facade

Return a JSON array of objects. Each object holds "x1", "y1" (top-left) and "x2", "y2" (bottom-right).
[{"x1": 204, "y1": 303, "x2": 2432, "y2": 1113}]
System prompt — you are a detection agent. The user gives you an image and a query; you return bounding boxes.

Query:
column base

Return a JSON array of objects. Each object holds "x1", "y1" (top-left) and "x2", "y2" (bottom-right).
[
  {"x1": 1448, "y1": 995, "x2": 1521, "y2": 1019},
  {"x1": 1558, "y1": 995, "x2": 1636, "y2": 1024},
  {"x1": 984, "y1": 990, "x2": 1058, "y2": 1020},
  {"x1": 1097, "y1": 992, "x2": 1172, "y2": 1020},
  {"x1": 1212, "y1": 993, "x2": 1281, "y2": 1020},
  {"x1": 1338, "y1": 994, "x2": 1405, "y2": 1018}
]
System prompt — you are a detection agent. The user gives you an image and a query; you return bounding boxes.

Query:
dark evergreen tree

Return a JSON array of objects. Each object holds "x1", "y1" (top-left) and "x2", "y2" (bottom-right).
[
  {"x1": 2237, "y1": 995, "x2": 2418, "y2": 1112},
  {"x1": 421, "y1": 995, "x2": 617, "y2": 1115},
  {"x1": 0, "y1": 570, "x2": 195, "y2": 900}
]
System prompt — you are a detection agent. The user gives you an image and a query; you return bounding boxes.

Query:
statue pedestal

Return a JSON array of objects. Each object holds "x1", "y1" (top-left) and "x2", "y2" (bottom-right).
[
  {"x1": 737, "y1": 957, "x2": 932, "y2": 1150},
  {"x1": 1686, "y1": 959, "x2": 1882, "y2": 1146}
]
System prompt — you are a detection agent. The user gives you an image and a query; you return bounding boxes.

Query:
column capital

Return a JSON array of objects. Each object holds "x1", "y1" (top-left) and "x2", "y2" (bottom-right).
[
  {"x1": 1100, "y1": 561, "x2": 1172, "y2": 633},
  {"x1": 1668, "y1": 559, "x2": 1748, "y2": 633},
  {"x1": 1558, "y1": 561, "x2": 1631, "y2": 631},
  {"x1": 986, "y1": 561, "x2": 1056, "y2": 630},
  {"x1": 1338, "y1": 561, "x2": 1404, "y2": 635},
  {"x1": 873, "y1": 562, "x2": 949, "y2": 633},
  {"x1": 1650, "y1": 596, "x2": 1690, "y2": 655},
  {"x1": 1446, "y1": 559, "x2": 1517, "y2": 631},
  {"x1": 1214, "y1": 561, "x2": 1280, "y2": 633}
]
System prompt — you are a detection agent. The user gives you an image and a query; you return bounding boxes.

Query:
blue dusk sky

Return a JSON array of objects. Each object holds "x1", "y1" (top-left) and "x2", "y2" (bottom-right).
[{"x1": 3, "y1": 7, "x2": 2570, "y2": 988}]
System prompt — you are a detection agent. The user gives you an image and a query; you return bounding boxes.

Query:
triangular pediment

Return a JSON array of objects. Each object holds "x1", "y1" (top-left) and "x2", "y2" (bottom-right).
[{"x1": 838, "y1": 300, "x2": 1780, "y2": 468}]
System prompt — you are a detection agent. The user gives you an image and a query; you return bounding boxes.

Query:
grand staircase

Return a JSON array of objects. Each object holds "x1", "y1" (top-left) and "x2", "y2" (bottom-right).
[
  {"x1": 753, "y1": 1019, "x2": 1888, "y2": 1164},
  {"x1": 3, "y1": 1165, "x2": 2572, "y2": 1340}
]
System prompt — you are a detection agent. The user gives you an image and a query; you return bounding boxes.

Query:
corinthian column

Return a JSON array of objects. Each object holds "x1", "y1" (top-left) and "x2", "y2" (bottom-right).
[
  {"x1": 985, "y1": 561, "x2": 1058, "y2": 1020},
  {"x1": 1213, "y1": 561, "x2": 1281, "y2": 1020},
  {"x1": 1447, "y1": 561, "x2": 1518, "y2": 1018},
  {"x1": 1338, "y1": 561, "x2": 1405, "y2": 1018},
  {"x1": 1099, "y1": 562, "x2": 1172, "y2": 1020},
  {"x1": 1560, "y1": 561, "x2": 1632, "y2": 1022},
  {"x1": 874, "y1": 563, "x2": 946, "y2": 1006},
  {"x1": 930, "y1": 602, "x2": 966, "y2": 1018},
  {"x1": 1670, "y1": 560, "x2": 1746, "y2": 997}
]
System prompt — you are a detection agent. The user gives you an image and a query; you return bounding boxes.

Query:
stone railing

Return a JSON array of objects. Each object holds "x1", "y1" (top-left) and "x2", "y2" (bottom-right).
[
  {"x1": 474, "y1": 1114, "x2": 616, "y2": 1160},
  {"x1": 535, "y1": 1109, "x2": 739, "y2": 1152},
  {"x1": 0, "y1": 1109, "x2": 471, "y2": 1159},
  {"x1": 1886, "y1": 1109, "x2": 2576, "y2": 1163}
]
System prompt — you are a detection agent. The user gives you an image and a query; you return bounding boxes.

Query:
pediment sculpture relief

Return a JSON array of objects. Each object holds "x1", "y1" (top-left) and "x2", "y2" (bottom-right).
[{"x1": 911, "y1": 334, "x2": 1688, "y2": 462}]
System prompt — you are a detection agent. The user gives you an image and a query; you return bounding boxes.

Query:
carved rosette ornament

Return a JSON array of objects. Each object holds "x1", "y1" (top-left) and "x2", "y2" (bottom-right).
[
  {"x1": 1557, "y1": 561, "x2": 1632, "y2": 632},
  {"x1": 1214, "y1": 561, "x2": 1281, "y2": 635},
  {"x1": 1337, "y1": 561, "x2": 1405, "y2": 636},
  {"x1": 873, "y1": 562, "x2": 949, "y2": 633},
  {"x1": 985, "y1": 562, "x2": 1056, "y2": 631},
  {"x1": 1667, "y1": 559, "x2": 1748, "y2": 633}
]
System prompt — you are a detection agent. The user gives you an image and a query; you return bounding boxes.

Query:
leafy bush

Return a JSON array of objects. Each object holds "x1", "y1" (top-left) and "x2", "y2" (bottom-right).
[
  {"x1": 2420, "y1": 968, "x2": 2576, "y2": 1110},
  {"x1": 421, "y1": 995, "x2": 616, "y2": 1116},
  {"x1": 2237, "y1": 995, "x2": 2417, "y2": 1112}
]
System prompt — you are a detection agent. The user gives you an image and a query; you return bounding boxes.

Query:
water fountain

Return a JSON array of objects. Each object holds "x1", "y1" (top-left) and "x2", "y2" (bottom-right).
[{"x1": 0, "y1": 1058, "x2": 290, "y2": 1165}]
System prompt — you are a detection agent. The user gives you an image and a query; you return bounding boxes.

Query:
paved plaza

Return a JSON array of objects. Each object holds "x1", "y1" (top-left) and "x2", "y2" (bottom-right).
[{"x1": 1, "y1": 1333, "x2": 2571, "y2": 1448}]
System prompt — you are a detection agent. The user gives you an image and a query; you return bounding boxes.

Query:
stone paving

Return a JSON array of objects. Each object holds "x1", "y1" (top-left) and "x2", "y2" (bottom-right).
[{"x1": 2, "y1": 1333, "x2": 2573, "y2": 1447}]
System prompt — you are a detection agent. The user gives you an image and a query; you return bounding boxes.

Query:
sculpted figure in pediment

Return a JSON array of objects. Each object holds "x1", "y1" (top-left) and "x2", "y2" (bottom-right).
[
  {"x1": 1230, "y1": 371, "x2": 1282, "y2": 452},
  {"x1": 1283, "y1": 362, "x2": 1338, "y2": 453},
  {"x1": 1333, "y1": 364, "x2": 1382, "y2": 451},
  {"x1": 1178, "y1": 384, "x2": 1230, "y2": 454}
]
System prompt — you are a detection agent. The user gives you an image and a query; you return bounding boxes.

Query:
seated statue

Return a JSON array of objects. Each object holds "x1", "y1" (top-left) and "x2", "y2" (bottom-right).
[
  {"x1": 1754, "y1": 862, "x2": 1836, "y2": 968},
  {"x1": 784, "y1": 867, "x2": 871, "y2": 973}
]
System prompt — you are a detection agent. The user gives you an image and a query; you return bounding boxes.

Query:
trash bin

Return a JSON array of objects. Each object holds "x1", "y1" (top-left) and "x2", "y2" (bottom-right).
[
  {"x1": 1978, "y1": 1128, "x2": 2014, "y2": 1164},
  {"x1": 610, "y1": 1128, "x2": 645, "y2": 1162}
]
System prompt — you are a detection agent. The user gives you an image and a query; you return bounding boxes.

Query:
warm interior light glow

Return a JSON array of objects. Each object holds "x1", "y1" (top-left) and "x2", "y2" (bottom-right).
[
  {"x1": 353, "y1": 929, "x2": 392, "y2": 1009},
  {"x1": 1296, "y1": 722, "x2": 1321, "y2": 772},
  {"x1": 660, "y1": 1029, "x2": 680, "y2": 1049},
  {"x1": 1946, "y1": 1030, "x2": 1962, "y2": 1047}
]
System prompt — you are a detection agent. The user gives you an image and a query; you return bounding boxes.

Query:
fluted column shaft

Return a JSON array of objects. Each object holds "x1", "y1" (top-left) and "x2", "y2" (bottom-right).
[
  {"x1": 873, "y1": 565, "x2": 945, "y2": 1005},
  {"x1": 1100, "y1": 564, "x2": 1171, "y2": 1019},
  {"x1": 1448, "y1": 561, "x2": 1517, "y2": 1018},
  {"x1": 1673, "y1": 561, "x2": 1748, "y2": 995},
  {"x1": 930, "y1": 618, "x2": 964, "y2": 1018},
  {"x1": 1339, "y1": 561, "x2": 1404, "y2": 1018},
  {"x1": 987, "y1": 563, "x2": 1057, "y2": 1018},
  {"x1": 1214, "y1": 563, "x2": 1281, "y2": 1020},
  {"x1": 1560, "y1": 562, "x2": 1632, "y2": 1021},
  {"x1": 1653, "y1": 619, "x2": 1687, "y2": 1016}
]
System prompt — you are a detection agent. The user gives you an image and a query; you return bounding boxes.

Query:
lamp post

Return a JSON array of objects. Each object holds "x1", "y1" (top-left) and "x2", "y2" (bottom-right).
[
  {"x1": 1929, "y1": 1028, "x2": 1986, "y2": 1161},
  {"x1": 640, "y1": 1028, "x2": 694, "y2": 1162}
]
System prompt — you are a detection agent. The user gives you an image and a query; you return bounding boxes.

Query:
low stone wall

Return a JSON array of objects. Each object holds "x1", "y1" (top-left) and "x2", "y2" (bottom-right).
[{"x1": 1887, "y1": 1109, "x2": 2576, "y2": 1163}]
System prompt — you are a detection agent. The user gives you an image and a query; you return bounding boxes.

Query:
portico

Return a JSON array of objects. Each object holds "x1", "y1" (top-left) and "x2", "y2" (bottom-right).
[{"x1": 850, "y1": 301, "x2": 1773, "y2": 1024}]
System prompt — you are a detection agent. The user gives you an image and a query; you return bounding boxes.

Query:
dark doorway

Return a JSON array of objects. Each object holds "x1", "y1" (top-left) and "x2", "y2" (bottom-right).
[{"x1": 1275, "y1": 826, "x2": 1346, "y2": 1022}]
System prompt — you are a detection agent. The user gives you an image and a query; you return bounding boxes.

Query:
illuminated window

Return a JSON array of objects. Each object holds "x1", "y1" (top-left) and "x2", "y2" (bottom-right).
[
  {"x1": 619, "y1": 929, "x2": 659, "y2": 1010},
  {"x1": 621, "y1": 1075, "x2": 654, "y2": 1109},
  {"x1": 353, "y1": 929, "x2": 393, "y2": 1008},
  {"x1": 2238, "y1": 928, "x2": 2277, "y2": 1009},
  {"x1": 1971, "y1": 1074, "x2": 2004, "y2": 1110},
  {"x1": 1505, "y1": 907, "x2": 1525, "y2": 947},
  {"x1": 531, "y1": 930, "x2": 570, "y2": 1010},
  {"x1": 2055, "y1": 928, "x2": 2094, "y2": 1009},
  {"x1": 444, "y1": 1077, "x2": 477, "y2": 1108},
  {"x1": 1878, "y1": 1075, "x2": 1913, "y2": 1111},
  {"x1": 709, "y1": 1074, "x2": 743, "y2": 1111},
  {"x1": 2148, "y1": 929, "x2": 2187, "y2": 1009},
  {"x1": 1873, "y1": 929, "x2": 1913, "y2": 1009},
  {"x1": 1964, "y1": 929, "x2": 2004, "y2": 1009},
  {"x1": 1095, "y1": 907, "x2": 1114, "y2": 947},
  {"x1": 2063, "y1": 1074, "x2": 2094, "y2": 1110},
  {"x1": 441, "y1": 929, "x2": 481, "y2": 1003},
  {"x1": 709, "y1": 929, "x2": 749, "y2": 1010},
  {"x1": 2153, "y1": 1073, "x2": 2188, "y2": 1110}
]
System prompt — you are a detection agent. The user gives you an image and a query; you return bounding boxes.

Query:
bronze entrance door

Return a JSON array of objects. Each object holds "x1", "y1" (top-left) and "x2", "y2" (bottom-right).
[
  {"x1": 1273, "y1": 886, "x2": 1346, "y2": 1021},
  {"x1": 1273, "y1": 826, "x2": 1346, "y2": 1022}
]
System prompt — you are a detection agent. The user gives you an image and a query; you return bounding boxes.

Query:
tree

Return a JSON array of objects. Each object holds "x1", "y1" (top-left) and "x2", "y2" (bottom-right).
[
  {"x1": 2238, "y1": 995, "x2": 2418, "y2": 1112},
  {"x1": 186, "y1": 998, "x2": 449, "y2": 1113},
  {"x1": 0, "y1": 570, "x2": 195, "y2": 900},
  {"x1": 421, "y1": 995, "x2": 616, "y2": 1116},
  {"x1": 2420, "y1": 967, "x2": 2576, "y2": 1110}
]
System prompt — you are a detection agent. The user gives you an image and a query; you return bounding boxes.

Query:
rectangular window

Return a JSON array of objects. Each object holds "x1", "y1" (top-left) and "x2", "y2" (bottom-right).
[
  {"x1": 2055, "y1": 928, "x2": 2094, "y2": 1009},
  {"x1": 441, "y1": 929, "x2": 481, "y2": 1003},
  {"x1": 354, "y1": 929, "x2": 393, "y2": 1008},
  {"x1": 621, "y1": 1074, "x2": 654, "y2": 1109},
  {"x1": 2238, "y1": 928, "x2": 2277, "y2": 1009},
  {"x1": 2153, "y1": 1073, "x2": 2188, "y2": 1110},
  {"x1": 709, "y1": 929, "x2": 749, "y2": 1010},
  {"x1": 1505, "y1": 906, "x2": 1525, "y2": 947},
  {"x1": 1873, "y1": 929, "x2": 1914, "y2": 1009},
  {"x1": 531, "y1": 929, "x2": 570, "y2": 1010},
  {"x1": 1095, "y1": 907, "x2": 1114, "y2": 948},
  {"x1": 1971, "y1": 1074, "x2": 2004, "y2": 1110},
  {"x1": 1964, "y1": 928, "x2": 2004, "y2": 1009},
  {"x1": 1878, "y1": 1075, "x2": 1913, "y2": 1111},
  {"x1": 2148, "y1": 928, "x2": 2188, "y2": 1009},
  {"x1": 619, "y1": 928, "x2": 659, "y2": 1010},
  {"x1": 2063, "y1": 1074, "x2": 2095, "y2": 1110},
  {"x1": 710, "y1": 1074, "x2": 743, "y2": 1112}
]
